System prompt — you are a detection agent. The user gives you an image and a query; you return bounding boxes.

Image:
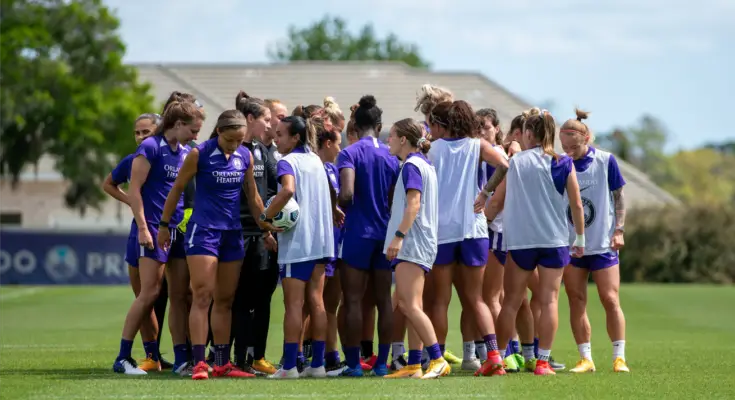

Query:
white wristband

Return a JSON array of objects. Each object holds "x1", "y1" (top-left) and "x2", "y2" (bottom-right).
[{"x1": 573, "y1": 234, "x2": 585, "y2": 248}]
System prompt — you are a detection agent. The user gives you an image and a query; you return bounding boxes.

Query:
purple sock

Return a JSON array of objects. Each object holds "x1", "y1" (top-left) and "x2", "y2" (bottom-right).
[
  {"x1": 376, "y1": 343, "x2": 390, "y2": 368},
  {"x1": 408, "y1": 350, "x2": 422, "y2": 365},
  {"x1": 214, "y1": 344, "x2": 230, "y2": 367},
  {"x1": 192, "y1": 345, "x2": 206, "y2": 364},
  {"x1": 511, "y1": 340, "x2": 521, "y2": 354},
  {"x1": 484, "y1": 334, "x2": 499, "y2": 352},
  {"x1": 297, "y1": 351, "x2": 304, "y2": 364},
  {"x1": 283, "y1": 343, "x2": 298, "y2": 370},
  {"x1": 505, "y1": 342, "x2": 514, "y2": 356},
  {"x1": 326, "y1": 351, "x2": 340, "y2": 366},
  {"x1": 117, "y1": 339, "x2": 133, "y2": 360},
  {"x1": 426, "y1": 343, "x2": 442, "y2": 360},
  {"x1": 345, "y1": 346, "x2": 361, "y2": 369},
  {"x1": 439, "y1": 343, "x2": 446, "y2": 355},
  {"x1": 311, "y1": 341, "x2": 326, "y2": 368},
  {"x1": 533, "y1": 337, "x2": 539, "y2": 358},
  {"x1": 143, "y1": 341, "x2": 159, "y2": 361}
]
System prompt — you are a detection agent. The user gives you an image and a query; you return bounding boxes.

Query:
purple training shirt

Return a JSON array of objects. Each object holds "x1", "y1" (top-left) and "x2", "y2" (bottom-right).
[{"x1": 134, "y1": 136, "x2": 189, "y2": 226}]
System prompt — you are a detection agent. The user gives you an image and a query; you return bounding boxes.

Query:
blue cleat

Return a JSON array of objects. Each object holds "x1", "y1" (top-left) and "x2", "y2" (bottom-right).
[
  {"x1": 340, "y1": 365, "x2": 364, "y2": 377},
  {"x1": 372, "y1": 363, "x2": 389, "y2": 377}
]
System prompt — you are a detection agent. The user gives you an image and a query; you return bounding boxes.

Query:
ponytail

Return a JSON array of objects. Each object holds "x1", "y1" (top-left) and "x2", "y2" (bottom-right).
[{"x1": 540, "y1": 111, "x2": 558, "y2": 159}]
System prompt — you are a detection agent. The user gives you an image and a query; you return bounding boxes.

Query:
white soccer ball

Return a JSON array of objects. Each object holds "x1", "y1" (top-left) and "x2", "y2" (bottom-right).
[{"x1": 265, "y1": 196, "x2": 300, "y2": 231}]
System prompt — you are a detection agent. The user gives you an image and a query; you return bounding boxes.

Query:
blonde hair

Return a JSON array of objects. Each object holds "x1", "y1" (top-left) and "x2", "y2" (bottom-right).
[
  {"x1": 523, "y1": 110, "x2": 558, "y2": 159},
  {"x1": 414, "y1": 84, "x2": 454, "y2": 116},
  {"x1": 323, "y1": 96, "x2": 345, "y2": 125},
  {"x1": 264, "y1": 98, "x2": 285, "y2": 109},
  {"x1": 560, "y1": 109, "x2": 594, "y2": 143}
]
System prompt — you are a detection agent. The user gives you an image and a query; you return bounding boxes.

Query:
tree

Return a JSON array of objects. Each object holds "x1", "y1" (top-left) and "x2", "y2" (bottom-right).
[
  {"x1": 268, "y1": 16, "x2": 430, "y2": 68},
  {"x1": 0, "y1": 0, "x2": 153, "y2": 213}
]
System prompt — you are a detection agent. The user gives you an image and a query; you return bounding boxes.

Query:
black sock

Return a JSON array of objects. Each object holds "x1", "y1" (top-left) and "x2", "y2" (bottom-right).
[{"x1": 361, "y1": 340, "x2": 374, "y2": 358}]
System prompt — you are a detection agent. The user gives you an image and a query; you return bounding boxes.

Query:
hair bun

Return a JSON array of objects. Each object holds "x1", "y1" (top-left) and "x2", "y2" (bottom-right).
[
  {"x1": 324, "y1": 96, "x2": 336, "y2": 107},
  {"x1": 575, "y1": 108, "x2": 590, "y2": 122},
  {"x1": 358, "y1": 95, "x2": 377, "y2": 109}
]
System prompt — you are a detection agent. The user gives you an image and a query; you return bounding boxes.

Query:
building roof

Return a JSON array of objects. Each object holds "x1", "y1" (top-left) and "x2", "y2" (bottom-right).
[{"x1": 135, "y1": 61, "x2": 679, "y2": 208}]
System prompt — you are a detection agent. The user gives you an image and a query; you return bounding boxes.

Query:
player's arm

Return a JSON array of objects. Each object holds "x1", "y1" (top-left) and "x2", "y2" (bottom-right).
[
  {"x1": 102, "y1": 173, "x2": 129, "y2": 206},
  {"x1": 161, "y1": 149, "x2": 198, "y2": 224},
  {"x1": 244, "y1": 152, "x2": 266, "y2": 221}
]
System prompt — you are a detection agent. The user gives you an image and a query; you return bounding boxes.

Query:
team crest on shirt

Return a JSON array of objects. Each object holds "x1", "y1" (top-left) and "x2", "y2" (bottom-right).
[
  {"x1": 232, "y1": 156, "x2": 243, "y2": 170},
  {"x1": 254, "y1": 148, "x2": 262, "y2": 161},
  {"x1": 568, "y1": 196, "x2": 596, "y2": 228}
]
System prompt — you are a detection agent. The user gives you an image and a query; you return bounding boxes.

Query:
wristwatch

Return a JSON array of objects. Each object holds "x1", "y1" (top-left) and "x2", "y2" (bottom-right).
[
  {"x1": 259, "y1": 212, "x2": 273, "y2": 223},
  {"x1": 158, "y1": 220, "x2": 170, "y2": 228},
  {"x1": 395, "y1": 230, "x2": 406, "y2": 239}
]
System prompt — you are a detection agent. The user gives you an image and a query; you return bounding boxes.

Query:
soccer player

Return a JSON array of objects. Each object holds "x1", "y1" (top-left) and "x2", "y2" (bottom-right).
[
  {"x1": 493, "y1": 110, "x2": 585, "y2": 376},
  {"x1": 316, "y1": 99, "x2": 347, "y2": 376},
  {"x1": 383, "y1": 118, "x2": 450, "y2": 379},
  {"x1": 158, "y1": 109, "x2": 266, "y2": 380},
  {"x1": 102, "y1": 112, "x2": 160, "y2": 371},
  {"x1": 112, "y1": 101, "x2": 202, "y2": 375},
  {"x1": 337, "y1": 95, "x2": 400, "y2": 377},
  {"x1": 266, "y1": 115, "x2": 339, "y2": 379},
  {"x1": 230, "y1": 92, "x2": 279, "y2": 375},
  {"x1": 559, "y1": 109, "x2": 629, "y2": 373}
]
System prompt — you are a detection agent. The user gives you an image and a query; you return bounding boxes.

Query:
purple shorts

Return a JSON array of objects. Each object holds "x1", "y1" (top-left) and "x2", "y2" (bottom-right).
[
  {"x1": 435, "y1": 238, "x2": 489, "y2": 267},
  {"x1": 125, "y1": 222, "x2": 185, "y2": 267},
  {"x1": 185, "y1": 222, "x2": 245, "y2": 262},
  {"x1": 325, "y1": 227, "x2": 344, "y2": 277},
  {"x1": 340, "y1": 234, "x2": 391, "y2": 270},
  {"x1": 391, "y1": 258, "x2": 431, "y2": 274},
  {"x1": 280, "y1": 258, "x2": 330, "y2": 282},
  {"x1": 570, "y1": 252, "x2": 619, "y2": 271},
  {"x1": 488, "y1": 231, "x2": 507, "y2": 265},
  {"x1": 509, "y1": 247, "x2": 570, "y2": 271}
]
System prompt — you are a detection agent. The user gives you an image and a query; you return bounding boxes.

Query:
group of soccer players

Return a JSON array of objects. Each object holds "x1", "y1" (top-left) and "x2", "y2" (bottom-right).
[{"x1": 106, "y1": 83, "x2": 630, "y2": 380}]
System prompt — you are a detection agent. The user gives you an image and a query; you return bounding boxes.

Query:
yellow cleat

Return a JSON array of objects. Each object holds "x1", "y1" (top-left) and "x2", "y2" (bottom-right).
[
  {"x1": 137, "y1": 356, "x2": 161, "y2": 372},
  {"x1": 570, "y1": 358, "x2": 596, "y2": 373},
  {"x1": 613, "y1": 357, "x2": 629, "y2": 373},
  {"x1": 384, "y1": 364, "x2": 423, "y2": 379},
  {"x1": 443, "y1": 350, "x2": 462, "y2": 364},
  {"x1": 421, "y1": 358, "x2": 451, "y2": 379},
  {"x1": 252, "y1": 358, "x2": 278, "y2": 375}
]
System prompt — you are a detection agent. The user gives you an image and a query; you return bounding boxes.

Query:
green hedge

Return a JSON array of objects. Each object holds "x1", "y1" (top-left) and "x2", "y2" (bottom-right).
[{"x1": 619, "y1": 205, "x2": 735, "y2": 283}]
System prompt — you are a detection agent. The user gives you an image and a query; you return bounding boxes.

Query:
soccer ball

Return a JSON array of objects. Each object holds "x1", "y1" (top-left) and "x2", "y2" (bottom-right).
[{"x1": 265, "y1": 196, "x2": 300, "y2": 231}]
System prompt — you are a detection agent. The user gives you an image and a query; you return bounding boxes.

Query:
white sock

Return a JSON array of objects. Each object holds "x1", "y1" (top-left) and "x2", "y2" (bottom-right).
[
  {"x1": 578, "y1": 342, "x2": 592, "y2": 361},
  {"x1": 392, "y1": 342, "x2": 405, "y2": 361},
  {"x1": 499, "y1": 349, "x2": 506, "y2": 358},
  {"x1": 476, "y1": 343, "x2": 488, "y2": 361},
  {"x1": 521, "y1": 344, "x2": 535, "y2": 361},
  {"x1": 538, "y1": 348, "x2": 551, "y2": 362},
  {"x1": 612, "y1": 340, "x2": 625, "y2": 360},
  {"x1": 246, "y1": 346, "x2": 254, "y2": 359},
  {"x1": 463, "y1": 341, "x2": 476, "y2": 360}
]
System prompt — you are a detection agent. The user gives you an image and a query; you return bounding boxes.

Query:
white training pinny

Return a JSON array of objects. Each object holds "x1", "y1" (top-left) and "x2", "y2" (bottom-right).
[
  {"x1": 428, "y1": 138, "x2": 487, "y2": 244},
  {"x1": 277, "y1": 150, "x2": 334, "y2": 264},
  {"x1": 503, "y1": 147, "x2": 569, "y2": 250},
  {"x1": 487, "y1": 145, "x2": 509, "y2": 234},
  {"x1": 384, "y1": 155, "x2": 439, "y2": 270},
  {"x1": 566, "y1": 148, "x2": 615, "y2": 255}
]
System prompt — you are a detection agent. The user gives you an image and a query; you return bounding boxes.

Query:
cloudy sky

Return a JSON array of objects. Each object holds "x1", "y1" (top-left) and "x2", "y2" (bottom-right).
[{"x1": 105, "y1": 0, "x2": 734, "y2": 151}]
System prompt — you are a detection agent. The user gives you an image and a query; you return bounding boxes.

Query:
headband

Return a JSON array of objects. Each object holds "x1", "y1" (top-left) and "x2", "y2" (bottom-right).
[{"x1": 216, "y1": 118, "x2": 247, "y2": 128}]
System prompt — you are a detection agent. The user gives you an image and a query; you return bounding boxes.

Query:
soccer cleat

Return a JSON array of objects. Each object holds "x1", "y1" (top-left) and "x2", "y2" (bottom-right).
[
  {"x1": 235, "y1": 361, "x2": 263, "y2": 376},
  {"x1": 137, "y1": 355, "x2": 161, "y2": 372},
  {"x1": 300, "y1": 366, "x2": 327, "y2": 378},
  {"x1": 512, "y1": 353, "x2": 525, "y2": 368},
  {"x1": 372, "y1": 363, "x2": 389, "y2": 377},
  {"x1": 362, "y1": 354, "x2": 377, "y2": 370},
  {"x1": 461, "y1": 357, "x2": 482, "y2": 371},
  {"x1": 269, "y1": 367, "x2": 299, "y2": 379},
  {"x1": 613, "y1": 357, "x2": 629, "y2": 373},
  {"x1": 113, "y1": 357, "x2": 147, "y2": 375},
  {"x1": 385, "y1": 364, "x2": 423, "y2": 378},
  {"x1": 340, "y1": 365, "x2": 364, "y2": 377},
  {"x1": 503, "y1": 355, "x2": 520, "y2": 373},
  {"x1": 421, "y1": 358, "x2": 451, "y2": 379},
  {"x1": 173, "y1": 361, "x2": 193, "y2": 377},
  {"x1": 570, "y1": 358, "x2": 596, "y2": 373},
  {"x1": 534, "y1": 360, "x2": 556, "y2": 375},
  {"x1": 475, "y1": 359, "x2": 506, "y2": 377},
  {"x1": 251, "y1": 358, "x2": 277, "y2": 375},
  {"x1": 443, "y1": 350, "x2": 462, "y2": 365},
  {"x1": 212, "y1": 362, "x2": 255, "y2": 378},
  {"x1": 326, "y1": 361, "x2": 347, "y2": 377},
  {"x1": 159, "y1": 356, "x2": 174, "y2": 370},
  {"x1": 524, "y1": 358, "x2": 538, "y2": 372},
  {"x1": 192, "y1": 361, "x2": 209, "y2": 380},
  {"x1": 549, "y1": 356, "x2": 565, "y2": 371},
  {"x1": 390, "y1": 354, "x2": 408, "y2": 371}
]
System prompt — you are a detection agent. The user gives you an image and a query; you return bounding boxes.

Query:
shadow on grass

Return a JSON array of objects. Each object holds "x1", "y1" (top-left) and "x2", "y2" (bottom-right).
[{"x1": 0, "y1": 368, "x2": 184, "y2": 380}]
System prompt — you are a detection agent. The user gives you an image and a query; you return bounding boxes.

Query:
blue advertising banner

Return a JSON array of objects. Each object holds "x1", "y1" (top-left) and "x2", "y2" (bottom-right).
[{"x1": 0, "y1": 230, "x2": 130, "y2": 285}]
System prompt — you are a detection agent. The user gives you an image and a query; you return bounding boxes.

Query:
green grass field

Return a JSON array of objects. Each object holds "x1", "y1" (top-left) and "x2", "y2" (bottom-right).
[{"x1": 1, "y1": 284, "x2": 734, "y2": 399}]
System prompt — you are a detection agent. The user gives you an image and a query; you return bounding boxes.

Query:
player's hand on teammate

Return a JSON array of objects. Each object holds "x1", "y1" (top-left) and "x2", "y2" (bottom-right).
[
  {"x1": 473, "y1": 192, "x2": 488, "y2": 213},
  {"x1": 333, "y1": 207, "x2": 345, "y2": 228},
  {"x1": 156, "y1": 226, "x2": 171, "y2": 252},
  {"x1": 386, "y1": 237, "x2": 403, "y2": 261},
  {"x1": 611, "y1": 229, "x2": 625, "y2": 250}
]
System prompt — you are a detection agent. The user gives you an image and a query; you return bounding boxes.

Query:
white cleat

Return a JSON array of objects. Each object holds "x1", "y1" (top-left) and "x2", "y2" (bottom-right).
[
  {"x1": 269, "y1": 367, "x2": 300, "y2": 379},
  {"x1": 113, "y1": 358, "x2": 147, "y2": 375},
  {"x1": 461, "y1": 357, "x2": 482, "y2": 372},
  {"x1": 300, "y1": 366, "x2": 327, "y2": 378}
]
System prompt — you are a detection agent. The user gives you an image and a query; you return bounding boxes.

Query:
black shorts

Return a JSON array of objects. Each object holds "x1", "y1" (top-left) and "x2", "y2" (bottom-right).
[{"x1": 243, "y1": 235, "x2": 269, "y2": 271}]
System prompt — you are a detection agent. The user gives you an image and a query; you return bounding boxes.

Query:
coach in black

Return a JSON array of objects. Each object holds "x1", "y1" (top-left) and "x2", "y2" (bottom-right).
[{"x1": 231, "y1": 94, "x2": 280, "y2": 375}]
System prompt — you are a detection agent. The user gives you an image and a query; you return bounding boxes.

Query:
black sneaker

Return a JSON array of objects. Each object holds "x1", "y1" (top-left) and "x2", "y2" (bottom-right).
[
  {"x1": 296, "y1": 357, "x2": 305, "y2": 374},
  {"x1": 390, "y1": 355, "x2": 408, "y2": 371},
  {"x1": 549, "y1": 356, "x2": 566, "y2": 371},
  {"x1": 159, "y1": 355, "x2": 174, "y2": 370},
  {"x1": 326, "y1": 361, "x2": 347, "y2": 377},
  {"x1": 236, "y1": 361, "x2": 265, "y2": 376}
]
